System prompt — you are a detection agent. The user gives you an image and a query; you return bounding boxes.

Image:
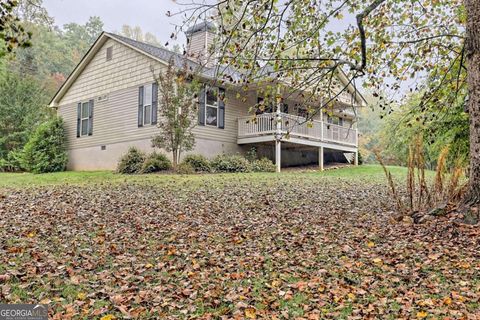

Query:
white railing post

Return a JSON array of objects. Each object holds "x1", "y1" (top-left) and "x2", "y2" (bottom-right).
[{"x1": 320, "y1": 120, "x2": 324, "y2": 141}]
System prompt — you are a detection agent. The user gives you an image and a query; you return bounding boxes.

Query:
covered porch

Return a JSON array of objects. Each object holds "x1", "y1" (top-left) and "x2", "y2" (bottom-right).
[{"x1": 237, "y1": 112, "x2": 359, "y2": 172}]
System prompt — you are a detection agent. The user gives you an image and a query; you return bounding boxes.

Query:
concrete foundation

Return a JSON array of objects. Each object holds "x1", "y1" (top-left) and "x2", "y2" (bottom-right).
[{"x1": 67, "y1": 137, "x2": 244, "y2": 171}]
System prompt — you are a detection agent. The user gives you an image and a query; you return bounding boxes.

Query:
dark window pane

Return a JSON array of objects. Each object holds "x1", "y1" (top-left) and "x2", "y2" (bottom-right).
[
  {"x1": 206, "y1": 87, "x2": 218, "y2": 106},
  {"x1": 82, "y1": 102, "x2": 89, "y2": 118},
  {"x1": 81, "y1": 119, "x2": 88, "y2": 136},
  {"x1": 106, "y1": 46, "x2": 113, "y2": 61},
  {"x1": 206, "y1": 106, "x2": 217, "y2": 126},
  {"x1": 144, "y1": 84, "x2": 152, "y2": 106},
  {"x1": 298, "y1": 108, "x2": 307, "y2": 118},
  {"x1": 144, "y1": 105, "x2": 151, "y2": 125}
]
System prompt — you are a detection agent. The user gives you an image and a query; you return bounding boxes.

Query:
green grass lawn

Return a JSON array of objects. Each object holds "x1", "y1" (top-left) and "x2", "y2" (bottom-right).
[{"x1": 0, "y1": 164, "x2": 414, "y2": 188}]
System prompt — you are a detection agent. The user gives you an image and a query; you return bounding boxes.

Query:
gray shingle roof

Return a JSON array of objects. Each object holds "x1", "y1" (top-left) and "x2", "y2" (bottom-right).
[
  {"x1": 185, "y1": 21, "x2": 216, "y2": 35},
  {"x1": 106, "y1": 32, "x2": 245, "y2": 83}
]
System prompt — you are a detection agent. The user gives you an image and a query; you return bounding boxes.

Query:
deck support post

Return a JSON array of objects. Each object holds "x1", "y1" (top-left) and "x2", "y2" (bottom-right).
[
  {"x1": 319, "y1": 146, "x2": 324, "y2": 171},
  {"x1": 275, "y1": 140, "x2": 281, "y2": 173},
  {"x1": 354, "y1": 151, "x2": 359, "y2": 166},
  {"x1": 275, "y1": 87, "x2": 282, "y2": 173}
]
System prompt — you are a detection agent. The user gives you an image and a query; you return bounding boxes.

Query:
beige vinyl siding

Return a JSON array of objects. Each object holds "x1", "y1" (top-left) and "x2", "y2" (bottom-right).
[
  {"x1": 60, "y1": 86, "x2": 158, "y2": 150},
  {"x1": 57, "y1": 36, "x2": 253, "y2": 150},
  {"x1": 59, "y1": 38, "x2": 164, "y2": 106},
  {"x1": 60, "y1": 87, "x2": 252, "y2": 150},
  {"x1": 193, "y1": 89, "x2": 252, "y2": 143},
  {"x1": 187, "y1": 31, "x2": 214, "y2": 59}
]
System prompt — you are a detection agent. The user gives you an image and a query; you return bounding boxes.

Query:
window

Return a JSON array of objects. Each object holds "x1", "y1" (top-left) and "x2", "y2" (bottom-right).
[
  {"x1": 80, "y1": 102, "x2": 90, "y2": 136},
  {"x1": 106, "y1": 46, "x2": 113, "y2": 61},
  {"x1": 143, "y1": 84, "x2": 152, "y2": 125},
  {"x1": 205, "y1": 86, "x2": 218, "y2": 126},
  {"x1": 77, "y1": 100, "x2": 93, "y2": 138},
  {"x1": 327, "y1": 116, "x2": 341, "y2": 125},
  {"x1": 297, "y1": 107, "x2": 308, "y2": 118},
  {"x1": 256, "y1": 97, "x2": 274, "y2": 114},
  {"x1": 138, "y1": 83, "x2": 157, "y2": 127},
  {"x1": 199, "y1": 85, "x2": 224, "y2": 128}
]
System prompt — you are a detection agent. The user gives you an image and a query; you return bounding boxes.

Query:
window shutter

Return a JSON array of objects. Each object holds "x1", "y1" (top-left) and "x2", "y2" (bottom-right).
[
  {"x1": 76, "y1": 103, "x2": 81, "y2": 138},
  {"x1": 218, "y1": 88, "x2": 225, "y2": 129},
  {"x1": 198, "y1": 86, "x2": 205, "y2": 126},
  {"x1": 152, "y1": 83, "x2": 158, "y2": 125},
  {"x1": 138, "y1": 86, "x2": 144, "y2": 127},
  {"x1": 88, "y1": 99, "x2": 94, "y2": 136}
]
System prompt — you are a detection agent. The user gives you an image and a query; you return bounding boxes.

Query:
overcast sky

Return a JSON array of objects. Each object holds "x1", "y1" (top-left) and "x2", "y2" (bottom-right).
[{"x1": 43, "y1": 0, "x2": 185, "y2": 44}]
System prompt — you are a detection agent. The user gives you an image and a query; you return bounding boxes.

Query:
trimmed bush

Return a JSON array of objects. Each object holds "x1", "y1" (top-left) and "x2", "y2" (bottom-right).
[
  {"x1": 211, "y1": 154, "x2": 251, "y2": 173},
  {"x1": 182, "y1": 154, "x2": 211, "y2": 173},
  {"x1": 251, "y1": 157, "x2": 276, "y2": 172},
  {"x1": 141, "y1": 152, "x2": 172, "y2": 173},
  {"x1": 176, "y1": 162, "x2": 195, "y2": 174},
  {"x1": 21, "y1": 117, "x2": 68, "y2": 173},
  {"x1": 117, "y1": 147, "x2": 146, "y2": 174}
]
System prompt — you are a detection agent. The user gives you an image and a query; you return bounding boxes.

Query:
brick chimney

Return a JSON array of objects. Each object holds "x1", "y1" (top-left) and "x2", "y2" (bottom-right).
[{"x1": 185, "y1": 21, "x2": 216, "y2": 66}]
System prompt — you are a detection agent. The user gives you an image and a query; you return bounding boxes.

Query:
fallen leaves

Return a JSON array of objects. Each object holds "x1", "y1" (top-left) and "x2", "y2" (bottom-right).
[
  {"x1": 0, "y1": 174, "x2": 479, "y2": 318},
  {"x1": 244, "y1": 307, "x2": 257, "y2": 319}
]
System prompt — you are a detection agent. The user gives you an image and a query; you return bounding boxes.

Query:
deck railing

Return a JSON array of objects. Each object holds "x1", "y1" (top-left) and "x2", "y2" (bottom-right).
[{"x1": 237, "y1": 112, "x2": 358, "y2": 147}]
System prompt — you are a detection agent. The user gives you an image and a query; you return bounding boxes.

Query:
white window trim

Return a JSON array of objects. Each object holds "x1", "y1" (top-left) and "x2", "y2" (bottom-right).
[
  {"x1": 143, "y1": 84, "x2": 153, "y2": 126},
  {"x1": 80, "y1": 102, "x2": 90, "y2": 137},
  {"x1": 205, "y1": 86, "x2": 219, "y2": 127}
]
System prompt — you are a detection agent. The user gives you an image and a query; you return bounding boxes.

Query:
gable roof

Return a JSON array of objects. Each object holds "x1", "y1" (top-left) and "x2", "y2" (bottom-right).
[
  {"x1": 50, "y1": 31, "x2": 367, "y2": 107},
  {"x1": 49, "y1": 31, "x2": 245, "y2": 107}
]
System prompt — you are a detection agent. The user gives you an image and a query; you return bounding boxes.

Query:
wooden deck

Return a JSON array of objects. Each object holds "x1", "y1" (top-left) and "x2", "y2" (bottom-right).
[{"x1": 237, "y1": 112, "x2": 358, "y2": 150}]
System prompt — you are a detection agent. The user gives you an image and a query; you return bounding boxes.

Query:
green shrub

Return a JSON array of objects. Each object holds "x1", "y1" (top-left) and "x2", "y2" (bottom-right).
[
  {"x1": 0, "y1": 150, "x2": 23, "y2": 172},
  {"x1": 245, "y1": 147, "x2": 258, "y2": 162},
  {"x1": 182, "y1": 154, "x2": 211, "y2": 173},
  {"x1": 251, "y1": 157, "x2": 276, "y2": 172},
  {"x1": 117, "y1": 147, "x2": 146, "y2": 174},
  {"x1": 21, "y1": 117, "x2": 68, "y2": 173},
  {"x1": 141, "y1": 152, "x2": 172, "y2": 173},
  {"x1": 211, "y1": 154, "x2": 251, "y2": 173},
  {"x1": 176, "y1": 162, "x2": 195, "y2": 174}
]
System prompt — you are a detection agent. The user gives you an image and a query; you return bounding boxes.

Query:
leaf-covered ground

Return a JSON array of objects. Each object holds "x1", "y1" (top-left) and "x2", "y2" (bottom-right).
[{"x1": 0, "y1": 171, "x2": 479, "y2": 319}]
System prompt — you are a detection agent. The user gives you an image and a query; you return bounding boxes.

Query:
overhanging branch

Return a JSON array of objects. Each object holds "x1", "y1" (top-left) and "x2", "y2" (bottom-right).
[{"x1": 354, "y1": 0, "x2": 386, "y2": 72}]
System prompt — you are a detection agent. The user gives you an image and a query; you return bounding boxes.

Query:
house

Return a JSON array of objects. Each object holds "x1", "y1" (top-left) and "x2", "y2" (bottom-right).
[{"x1": 49, "y1": 22, "x2": 367, "y2": 172}]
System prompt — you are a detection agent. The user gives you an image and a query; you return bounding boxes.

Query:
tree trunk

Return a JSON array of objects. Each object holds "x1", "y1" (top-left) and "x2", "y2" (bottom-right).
[
  {"x1": 463, "y1": 0, "x2": 480, "y2": 220},
  {"x1": 172, "y1": 149, "x2": 178, "y2": 168}
]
